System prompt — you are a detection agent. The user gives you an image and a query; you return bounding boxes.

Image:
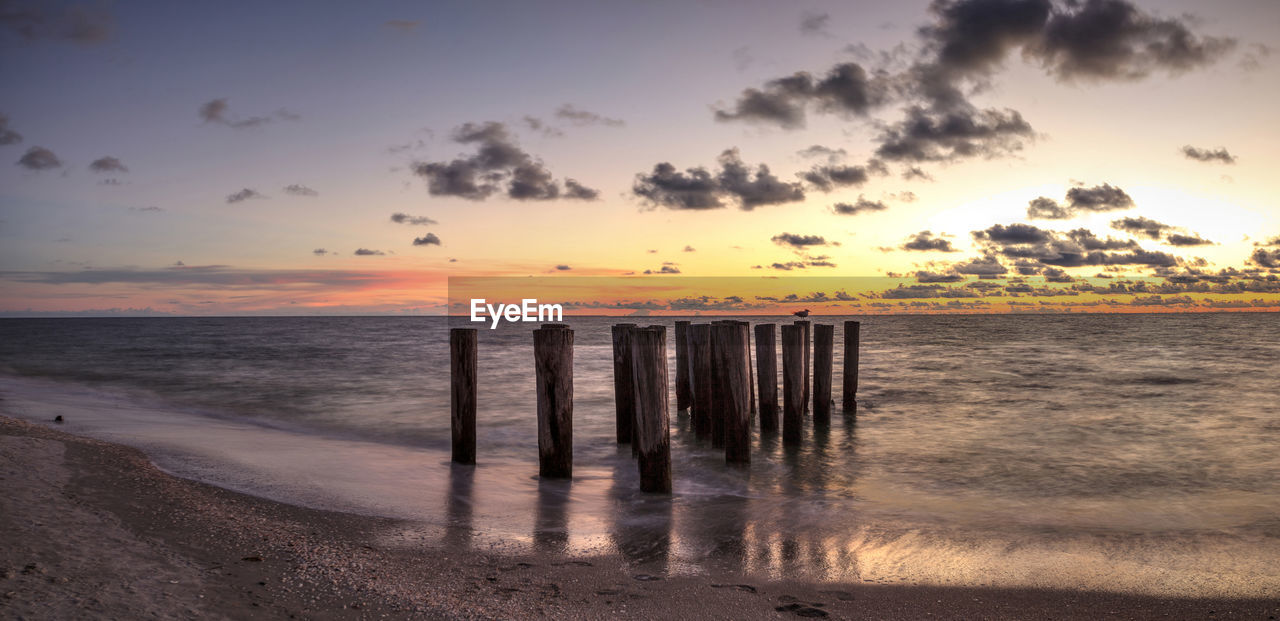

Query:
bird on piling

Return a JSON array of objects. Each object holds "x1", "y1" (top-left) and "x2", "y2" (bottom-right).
[{"x1": 793, "y1": 309, "x2": 811, "y2": 318}]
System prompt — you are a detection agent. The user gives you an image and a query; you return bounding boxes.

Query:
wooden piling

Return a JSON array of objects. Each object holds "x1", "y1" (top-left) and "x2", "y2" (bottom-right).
[
  {"x1": 794, "y1": 320, "x2": 811, "y2": 412},
  {"x1": 450, "y1": 328, "x2": 477, "y2": 465},
  {"x1": 674, "y1": 321, "x2": 692, "y2": 412},
  {"x1": 534, "y1": 324, "x2": 573, "y2": 478},
  {"x1": 708, "y1": 321, "x2": 730, "y2": 448},
  {"x1": 630, "y1": 326, "x2": 672, "y2": 493},
  {"x1": 739, "y1": 321, "x2": 756, "y2": 419},
  {"x1": 781, "y1": 324, "x2": 804, "y2": 446},
  {"x1": 714, "y1": 322, "x2": 751, "y2": 464},
  {"x1": 843, "y1": 320, "x2": 860, "y2": 414},
  {"x1": 611, "y1": 323, "x2": 637, "y2": 445},
  {"x1": 754, "y1": 323, "x2": 778, "y2": 432},
  {"x1": 689, "y1": 324, "x2": 713, "y2": 440},
  {"x1": 813, "y1": 324, "x2": 833, "y2": 423}
]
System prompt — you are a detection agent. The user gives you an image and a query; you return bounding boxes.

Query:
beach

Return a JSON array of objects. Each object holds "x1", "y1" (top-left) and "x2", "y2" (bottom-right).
[{"x1": 3, "y1": 415, "x2": 1277, "y2": 620}]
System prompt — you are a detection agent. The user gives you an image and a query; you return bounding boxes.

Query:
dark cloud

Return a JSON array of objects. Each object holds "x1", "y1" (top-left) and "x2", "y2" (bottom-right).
[
  {"x1": 554, "y1": 104, "x2": 624, "y2": 127},
  {"x1": 973, "y1": 223, "x2": 1053, "y2": 245},
  {"x1": 283, "y1": 184, "x2": 318, "y2": 197},
  {"x1": 0, "y1": 0, "x2": 115, "y2": 44},
  {"x1": 1249, "y1": 248, "x2": 1280, "y2": 269},
  {"x1": 555, "y1": 264, "x2": 572, "y2": 271},
  {"x1": 412, "y1": 234, "x2": 441, "y2": 246},
  {"x1": 800, "y1": 163, "x2": 877, "y2": 192},
  {"x1": 412, "y1": 121, "x2": 596, "y2": 201},
  {"x1": 1031, "y1": 0, "x2": 1236, "y2": 81},
  {"x1": 832, "y1": 196, "x2": 889, "y2": 216},
  {"x1": 521, "y1": 116, "x2": 564, "y2": 138},
  {"x1": 683, "y1": 245, "x2": 696, "y2": 252},
  {"x1": 1111, "y1": 216, "x2": 1171, "y2": 239},
  {"x1": 902, "y1": 230, "x2": 957, "y2": 252},
  {"x1": 128, "y1": 206, "x2": 163, "y2": 213},
  {"x1": 1027, "y1": 196, "x2": 1070, "y2": 219},
  {"x1": 952, "y1": 254, "x2": 1008, "y2": 276},
  {"x1": 564, "y1": 179, "x2": 599, "y2": 200},
  {"x1": 797, "y1": 145, "x2": 847, "y2": 160},
  {"x1": 390, "y1": 212, "x2": 438, "y2": 226},
  {"x1": 888, "y1": 191, "x2": 918, "y2": 203},
  {"x1": 1181, "y1": 145, "x2": 1235, "y2": 164},
  {"x1": 771, "y1": 233, "x2": 827, "y2": 248},
  {"x1": 800, "y1": 12, "x2": 830, "y2": 36},
  {"x1": 225, "y1": 188, "x2": 265, "y2": 204},
  {"x1": 1065, "y1": 182, "x2": 1133, "y2": 211},
  {"x1": 89, "y1": 156, "x2": 127, "y2": 173},
  {"x1": 971, "y1": 223, "x2": 1180, "y2": 270},
  {"x1": 198, "y1": 98, "x2": 300, "y2": 129},
  {"x1": 643, "y1": 265, "x2": 682, "y2": 274},
  {"x1": 353, "y1": 248, "x2": 385, "y2": 256},
  {"x1": 634, "y1": 149, "x2": 804, "y2": 210},
  {"x1": 874, "y1": 105, "x2": 1034, "y2": 162},
  {"x1": 0, "y1": 115, "x2": 22, "y2": 145},
  {"x1": 313, "y1": 248, "x2": 330, "y2": 256},
  {"x1": 916, "y1": 270, "x2": 964, "y2": 283},
  {"x1": 1164, "y1": 233, "x2": 1213, "y2": 247},
  {"x1": 902, "y1": 166, "x2": 934, "y2": 181},
  {"x1": 714, "y1": 62, "x2": 893, "y2": 128},
  {"x1": 1066, "y1": 228, "x2": 1139, "y2": 250},
  {"x1": 16, "y1": 146, "x2": 61, "y2": 170}
]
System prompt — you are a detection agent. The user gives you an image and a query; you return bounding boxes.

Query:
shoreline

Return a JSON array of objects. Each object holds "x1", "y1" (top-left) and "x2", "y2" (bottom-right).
[{"x1": 3, "y1": 416, "x2": 1278, "y2": 619}]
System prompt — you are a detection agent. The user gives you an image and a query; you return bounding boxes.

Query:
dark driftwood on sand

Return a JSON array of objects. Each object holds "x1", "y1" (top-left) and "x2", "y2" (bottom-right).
[
  {"x1": 450, "y1": 328, "x2": 477, "y2": 465},
  {"x1": 782, "y1": 324, "x2": 804, "y2": 446},
  {"x1": 630, "y1": 326, "x2": 672, "y2": 493},
  {"x1": 534, "y1": 324, "x2": 573, "y2": 479},
  {"x1": 843, "y1": 320, "x2": 860, "y2": 414},
  {"x1": 754, "y1": 323, "x2": 778, "y2": 432},
  {"x1": 814, "y1": 324, "x2": 834, "y2": 423}
]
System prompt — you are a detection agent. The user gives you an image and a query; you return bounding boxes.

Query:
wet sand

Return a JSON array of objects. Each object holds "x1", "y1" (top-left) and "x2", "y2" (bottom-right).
[{"x1": 1, "y1": 415, "x2": 1277, "y2": 620}]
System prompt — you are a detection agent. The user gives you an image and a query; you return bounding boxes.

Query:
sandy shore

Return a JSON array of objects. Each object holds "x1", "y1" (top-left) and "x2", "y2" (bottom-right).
[{"x1": 2, "y1": 415, "x2": 1277, "y2": 620}]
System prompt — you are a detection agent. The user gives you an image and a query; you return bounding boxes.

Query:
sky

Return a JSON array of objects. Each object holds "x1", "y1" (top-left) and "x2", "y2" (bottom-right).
[{"x1": 1, "y1": 0, "x2": 1278, "y2": 315}]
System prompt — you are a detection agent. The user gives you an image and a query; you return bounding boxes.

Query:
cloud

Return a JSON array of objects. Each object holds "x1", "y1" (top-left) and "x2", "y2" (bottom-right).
[
  {"x1": 1249, "y1": 248, "x2": 1280, "y2": 269},
  {"x1": 1065, "y1": 182, "x2": 1133, "y2": 211},
  {"x1": 128, "y1": 206, "x2": 163, "y2": 213},
  {"x1": 888, "y1": 190, "x2": 918, "y2": 203},
  {"x1": 412, "y1": 234, "x2": 441, "y2": 246},
  {"x1": 564, "y1": 179, "x2": 599, "y2": 200},
  {"x1": 225, "y1": 188, "x2": 265, "y2": 204},
  {"x1": 901, "y1": 230, "x2": 957, "y2": 252},
  {"x1": 555, "y1": 264, "x2": 572, "y2": 271},
  {"x1": 800, "y1": 12, "x2": 830, "y2": 36},
  {"x1": 973, "y1": 223, "x2": 1053, "y2": 245},
  {"x1": 1181, "y1": 145, "x2": 1236, "y2": 164},
  {"x1": 874, "y1": 105, "x2": 1034, "y2": 162},
  {"x1": 520, "y1": 115, "x2": 564, "y2": 138},
  {"x1": 353, "y1": 248, "x2": 385, "y2": 256},
  {"x1": 713, "y1": 62, "x2": 894, "y2": 128},
  {"x1": 683, "y1": 245, "x2": 696, "y2": 252},
  {"x1": 643, "y1": 265, "x2": 682, "y2": 274},
  {"x1": 0, "y1": 0, "x2": 115, "y2": 44},
  {"x1": 800, "y1": 162, "x2": 880, "y2": 191},
  {"x1": 972, "y1": 223, "x2": 1179, "y2": 270},
  {"x1": 390, "y1": 212, "x2": 438, "y2": 226},
  {"x1": 0, "y1": 115, "x2": 22, "y2": 145},
  {"x1": 554, "y1": 104, "x2": 624, "y2": 127},
  {"x1": 633, "y1": 149, "x2": 804, "y2": 210},
  {"x1": 797, "y1": 145, "x2": 847, "y2": 160},
  {"x1": 1111, "y1": 216, "x2": 1171, "y2": 239},
  {"x1": 384, "y1": 19, "x2": 419, "y2": 32},
  {"x1": 198, "y1": 98, "x2": 300, "y2": 129},
  {"x1": 771, "y1": 233, "x2": 827, "y2": 248},
  {"x1": 411, "y1": 121, "x2": 597, "y2": 201},
  {"x1": 313, "y1": 248, "x2": 330, "y2": 256},
  {"x1": 832, "y1": 196, "x2": 888, "y2": 215},
  {"x1": 283, "y1": 184, "x2": 318, "y2": 197},
  {"x1": 88, "y1": 156, "x2": 127, "y2": 173},
  {"x1": 16, "y1": 146, "x2": 61, "y2": 170},
  {"x1": 902, "y1": 166, "x2": 934, "y2": 181},
  {"x1": 1026, "y1": 196, "x2": 1070, "y2": 219},
  {"x1": 1164, "y1": 233, "x2": 1213, "y2": 247}
]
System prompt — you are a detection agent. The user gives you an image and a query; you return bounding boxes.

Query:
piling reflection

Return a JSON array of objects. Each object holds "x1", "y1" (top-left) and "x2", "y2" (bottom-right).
[
  {"x1": 607, "y1": 448, "x2": 673, "y2": 572},
  {"x1": 533, "y1": 477, "x2": 571, "y2": 554},
  {"x1": 444, "y1": 463, "x2": 474, "y2": 549}
]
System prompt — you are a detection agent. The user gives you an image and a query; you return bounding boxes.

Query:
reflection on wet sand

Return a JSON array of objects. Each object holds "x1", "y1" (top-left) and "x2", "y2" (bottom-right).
[
  {"x1": 444, "y1": 463, "x2": 475, "y2": 549},
  {"x1": 534, "y1": 477, "x2": 571, "y2": 554}
]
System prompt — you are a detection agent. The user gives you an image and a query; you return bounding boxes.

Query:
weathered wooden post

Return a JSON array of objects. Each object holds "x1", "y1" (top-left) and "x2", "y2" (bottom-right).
[
  {"x1": 534, "y1": 324, "x2": 573, "y2": 478},
  {"x1": 781, "y1": 324, "x2": 804, "y2": 446},
  {"x1": 794, "y1": 320, "x2": 811, "y2": 411},
  {"x1": 813, "y1": 324, "x2": 834, "y2": 423},
  {"x1": 843, "y1": 320, "x2": 860, "y2": 414},
  {"x1": 708, "y1": 321, "x2": 730, "y2": 448},
  {"x1": 611, "y1": 323, "x2": 637, "y2": 445},
  {"x1": 689, "y1": 324, "x2": 713, "y2": 440},
  {"x1": 674, "y1": 321, "x2": 692, "y2": 412},
  {"x1": 714, "y1": 322, "x2": 751, "y2": 464},
  {"x1": 450, "y1": 328, "x2": 477, "y2": 464},
  {"x1": 631, "y1": 326, "x2": 672, "y2": 493},
  {"x1": 755, "y1": 323, "x2": 778, "y2": 432},
  {"x1": 739, "y1": 321, "x2": 756, "y2": 419}
]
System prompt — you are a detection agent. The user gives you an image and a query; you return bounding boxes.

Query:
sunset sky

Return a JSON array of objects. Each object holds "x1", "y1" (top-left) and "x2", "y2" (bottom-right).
[{"x1": 2, "y1": 0, "x2": 1278, "y2": 315}]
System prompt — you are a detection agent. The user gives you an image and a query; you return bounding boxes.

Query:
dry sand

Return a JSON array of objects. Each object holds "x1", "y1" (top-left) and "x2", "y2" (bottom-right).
[{"x1": 1, "y1": 415, "x2": 1277, "y2": 620}]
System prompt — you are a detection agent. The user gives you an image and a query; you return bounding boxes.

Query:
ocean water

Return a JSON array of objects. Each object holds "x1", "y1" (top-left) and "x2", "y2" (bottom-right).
[{"x1": 1, "y1": 313, "x2": 1278, "y2": 596}]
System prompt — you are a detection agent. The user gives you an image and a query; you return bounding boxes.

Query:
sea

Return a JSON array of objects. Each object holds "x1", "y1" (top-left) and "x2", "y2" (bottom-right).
[{"x1": 1, "y1": 313, "x2": 1277, "y2": 597}]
